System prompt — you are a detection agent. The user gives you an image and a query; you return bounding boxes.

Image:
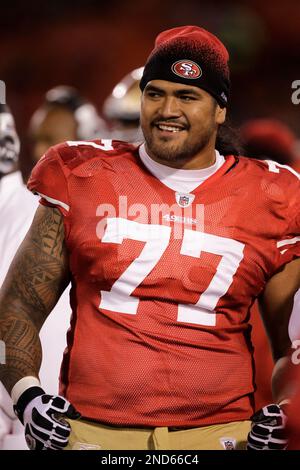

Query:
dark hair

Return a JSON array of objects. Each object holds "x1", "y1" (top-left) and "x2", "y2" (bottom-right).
[{"x1": 216, "y1": 120, "x2": 243, "y2": 156}]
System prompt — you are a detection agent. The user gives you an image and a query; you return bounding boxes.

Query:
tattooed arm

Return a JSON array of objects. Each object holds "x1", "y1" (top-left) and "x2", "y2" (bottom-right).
[{"x1": 0, "y1": 205, "x2": 70, "y2": 395}]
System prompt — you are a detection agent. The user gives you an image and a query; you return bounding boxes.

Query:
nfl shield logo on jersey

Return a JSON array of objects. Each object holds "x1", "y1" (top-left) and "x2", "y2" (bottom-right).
[{"x1": 175, "y1": 192, "x2": 195, "y2": 208}]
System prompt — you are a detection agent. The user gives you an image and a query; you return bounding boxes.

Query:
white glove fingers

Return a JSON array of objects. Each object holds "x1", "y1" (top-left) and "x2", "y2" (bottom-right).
[
  {"x1": 32, "y1": 408, "x2": 71, "y2": 435},
  {"x1": 252, "y1": 424, "x2": 286, "y2": 439},
  {"x1": 50, "y1": 412, "x2": 71, "y2": 429},
  {"x1": 27, "y1": 423, "x2": 69, "y2": 450},
  {"x1": 49, "y1": 396, "x2": 72, "y2": 413},
  {"x1": 19, "y1": 391, "x2": 80, "y2": 450},
  {"x1": 52, "y1": 423, "x2": 70, "y2": 438},
  {"x1": 247, "y1": 403, "x2": 288, "y2": 450},
  {"x1": 30, "y1": 418, "x2": 70, "y2": 440},
  {"x1": 50, "y1": 437, "x2": 70, "y2": 448},
  {"x1": 26, "y1": 423, "x2": 51, "y2": 449},
  {"x1": 32, "y1": 408, "x2": 53, "y2": 431}
]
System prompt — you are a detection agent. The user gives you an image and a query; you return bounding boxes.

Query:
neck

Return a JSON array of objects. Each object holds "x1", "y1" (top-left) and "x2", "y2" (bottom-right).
[{"x1": 145, "y1": 141, "x2": 217, "y2": 170}]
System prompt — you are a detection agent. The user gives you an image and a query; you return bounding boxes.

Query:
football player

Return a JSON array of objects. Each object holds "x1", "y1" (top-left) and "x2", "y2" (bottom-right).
[
  {"x1": 28, "y1": 85, "x2": 109, "y2": 163},
  {"x1": 102, "y1": 67, "x2": 144, "y2": 143},
  {"x1": 0, "y1": 26, "x2": 299, "y2": 451},
  {"x1": 0, "y1": 104, "x2": 38, "y2": 449},
  {"x1": 0, "y1": 89, "x2": 106, "y2": 449}
]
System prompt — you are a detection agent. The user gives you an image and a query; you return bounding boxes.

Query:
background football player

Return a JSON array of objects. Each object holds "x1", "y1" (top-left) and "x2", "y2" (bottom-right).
[
  {"x1": 0, "y1": 88, "x2": 107, "y2": 449},
  {"x1": 102, "y1": 67, "x2": 144, "y2": 143},
  {"x1": 28, "y1": 85, "x2": 109, "y2": 164},
  {"x1": 0, "y1": 104, "x2": 38, "y2": 449}
]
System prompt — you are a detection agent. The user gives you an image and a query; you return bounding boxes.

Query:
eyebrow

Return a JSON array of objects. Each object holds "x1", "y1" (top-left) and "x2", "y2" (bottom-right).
[{"x1": 145, "y1": 84, "x2": 202, "y2": 98}]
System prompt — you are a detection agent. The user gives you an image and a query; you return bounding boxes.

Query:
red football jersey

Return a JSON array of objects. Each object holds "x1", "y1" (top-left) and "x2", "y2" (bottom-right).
[{"x1": 27, "y1": 139, "x2": 300, "y2": 427}]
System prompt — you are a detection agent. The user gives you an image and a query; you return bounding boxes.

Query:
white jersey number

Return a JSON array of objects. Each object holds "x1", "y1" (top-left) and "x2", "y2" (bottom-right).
[
  {"x1": 265, "y1": 160, "x2": 300, "y2": 179},
  {"x1": 99, "y1": 218, "x2": 245, "y2": 326}
]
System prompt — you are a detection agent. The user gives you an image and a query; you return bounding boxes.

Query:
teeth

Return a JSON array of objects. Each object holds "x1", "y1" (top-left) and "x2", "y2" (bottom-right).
[{"x1": 158, "y1": 124, "x2": 182, "y2": 132}]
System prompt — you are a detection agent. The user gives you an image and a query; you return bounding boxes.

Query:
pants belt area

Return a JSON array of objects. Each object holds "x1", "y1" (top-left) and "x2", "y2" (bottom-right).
[
  {"x1": 66, "y1": 417, "x2": 251, "y2": 450},
  {"x1": 82, "y1": 417, "x2": 197, "y2": 431}
]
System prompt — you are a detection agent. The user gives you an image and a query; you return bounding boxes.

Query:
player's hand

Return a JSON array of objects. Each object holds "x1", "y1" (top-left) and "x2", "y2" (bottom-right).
[
  {"x1": 14, "y1": 386, "x2": 81, "y2": 450},
  {"x1": 247, "y1": 403, "x2": 288, "y2": 450}
]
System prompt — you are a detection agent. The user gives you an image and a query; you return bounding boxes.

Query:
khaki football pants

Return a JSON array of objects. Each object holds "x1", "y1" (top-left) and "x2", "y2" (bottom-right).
[{"x1": 65, "y1": 418, "x2": 251, "y2": 450}]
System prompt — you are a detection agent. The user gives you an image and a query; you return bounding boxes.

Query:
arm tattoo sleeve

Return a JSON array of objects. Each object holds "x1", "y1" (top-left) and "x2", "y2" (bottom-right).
[{"x1": 0, "y1": 206, "x2": 70, "y2": 393}]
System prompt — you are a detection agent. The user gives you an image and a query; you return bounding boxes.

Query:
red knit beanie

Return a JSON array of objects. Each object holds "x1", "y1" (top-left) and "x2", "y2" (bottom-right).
[{"x1": 140, "y1": 25, "x2": 230, "y2": 107}]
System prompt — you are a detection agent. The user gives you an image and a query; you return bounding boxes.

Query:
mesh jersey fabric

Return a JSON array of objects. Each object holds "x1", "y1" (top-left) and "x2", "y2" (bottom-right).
[{"x1": 27, "y1": 139, "x2": 300, "y2": 427}]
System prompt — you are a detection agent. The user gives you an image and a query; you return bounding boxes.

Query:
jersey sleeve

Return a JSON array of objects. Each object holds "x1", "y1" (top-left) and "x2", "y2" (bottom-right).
[
  {"x1": 27, "y1": 144, "x2": 70, "y2": 216},
  {"x1": 274, "y1": 171, "x2": 300, "y2": 271}
]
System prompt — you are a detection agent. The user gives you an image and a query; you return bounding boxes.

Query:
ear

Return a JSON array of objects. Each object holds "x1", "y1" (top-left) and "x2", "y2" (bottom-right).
[{"x1": 215, "y1": 105, "x2": 226, "y2": 125}]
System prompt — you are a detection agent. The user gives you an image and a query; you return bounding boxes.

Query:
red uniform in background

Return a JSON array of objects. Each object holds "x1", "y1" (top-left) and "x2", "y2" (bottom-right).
[{"x1": 27, "y1": 139, "x2": 300, "y2": 428}]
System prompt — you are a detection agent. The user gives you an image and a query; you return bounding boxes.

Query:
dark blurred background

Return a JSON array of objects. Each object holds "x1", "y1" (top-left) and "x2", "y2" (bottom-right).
[{"x1": 1, "y1": 0, "x2": 300, "y2": 175}]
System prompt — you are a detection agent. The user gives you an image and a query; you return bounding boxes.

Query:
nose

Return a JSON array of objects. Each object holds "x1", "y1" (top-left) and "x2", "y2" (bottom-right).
[{"x1": 159, "y1": 96, "x2": 181, "y2": 118}]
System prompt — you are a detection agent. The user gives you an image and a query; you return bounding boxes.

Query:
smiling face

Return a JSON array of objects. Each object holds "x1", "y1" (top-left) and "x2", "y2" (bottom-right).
[{"x1": 140, "y1": 80, "x2": 226, "y2": 169}]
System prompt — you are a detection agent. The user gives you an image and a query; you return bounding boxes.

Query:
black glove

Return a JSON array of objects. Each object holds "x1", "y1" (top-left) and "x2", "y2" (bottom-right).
[
  {"x1": 247, "y1": 403, "x2": 288, "y2": 450},
  {"x1": 14, "y1": 386, "x2": 81, "y2": 450}
]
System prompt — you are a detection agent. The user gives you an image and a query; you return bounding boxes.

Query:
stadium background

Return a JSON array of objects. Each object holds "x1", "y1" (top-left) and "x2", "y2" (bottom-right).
[{"x1": 0, "y1": 0, "x2": 299, "y2": 176}]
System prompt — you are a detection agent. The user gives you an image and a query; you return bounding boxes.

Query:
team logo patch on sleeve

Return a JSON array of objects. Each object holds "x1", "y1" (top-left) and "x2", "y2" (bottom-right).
[{"x1": 171, "y1": 60, "x2": 202, "y2": 79}]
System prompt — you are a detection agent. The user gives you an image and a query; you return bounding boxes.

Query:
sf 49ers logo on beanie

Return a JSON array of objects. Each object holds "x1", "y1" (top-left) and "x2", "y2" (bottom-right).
[{"x1": 171, "y1": 60, "x2": 202, "y2": 79}]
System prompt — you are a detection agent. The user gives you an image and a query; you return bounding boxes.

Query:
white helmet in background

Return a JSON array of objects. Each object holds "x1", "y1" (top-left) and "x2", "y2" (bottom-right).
[
  {"x1": 0, "y1": 104, "x2": 20, "y2": 175},
  {"x1": 44, "y1": 86, "x2": 108, "y2": 140},
  {"x1": 103, "y1": 67, "x2": 144, "y2": 143}
]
